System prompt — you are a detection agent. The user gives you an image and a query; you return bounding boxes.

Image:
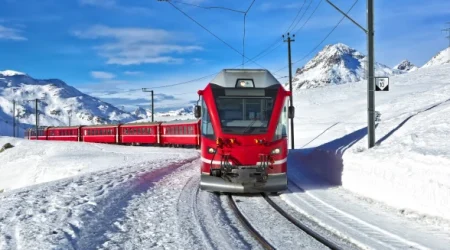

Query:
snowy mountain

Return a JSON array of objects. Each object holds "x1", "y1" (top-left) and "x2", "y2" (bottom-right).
[
  {"x1": 0, "y1": 70, "x2": 137, "y2": 136},
  {"x1": 291, "y1": 43, "x2": 402, "y2": 89},
  {"x1": 157, "y1": 106, "x2": 194, "y2": 117},
  {"x1": 130, "y1": 105, "x2": 195, "y2": 123},
  {"x1": 132, "y1": 107, "x2": 151, "y2": 119},
  {"x1": 422, "y1": 47, "x2": 450, "y2": 68},
  {"x1": 393, "y1": 60, "x2": 418, "y2": 72}
]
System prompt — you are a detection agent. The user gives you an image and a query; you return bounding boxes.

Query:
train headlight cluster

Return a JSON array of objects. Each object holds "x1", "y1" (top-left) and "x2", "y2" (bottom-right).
[
  {"x1": 208, "y1": 147, "x2": 216, "y2": 154},
  {"x1": 271, "y1": 148, "x2": 281, "y2": 155}
]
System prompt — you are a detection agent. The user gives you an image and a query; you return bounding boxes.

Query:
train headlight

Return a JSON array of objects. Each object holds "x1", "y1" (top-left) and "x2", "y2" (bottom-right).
[
  {"x1": 208, "y1": 147, "x2": 216, "y2": 154},
  {"x1": 271, "y1": 148, "x2": 281, "y2": 155}
]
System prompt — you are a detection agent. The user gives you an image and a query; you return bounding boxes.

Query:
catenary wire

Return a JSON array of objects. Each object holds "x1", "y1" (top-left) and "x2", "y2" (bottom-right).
[{"x1": 273, "y1": 0, "x2": 358, "y2": 73}]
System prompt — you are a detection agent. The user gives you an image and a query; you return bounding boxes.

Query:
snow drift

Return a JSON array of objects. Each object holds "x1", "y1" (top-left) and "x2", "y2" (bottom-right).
[{"x1": 290, "y1": 64, "x2": 450, "y2": 221}]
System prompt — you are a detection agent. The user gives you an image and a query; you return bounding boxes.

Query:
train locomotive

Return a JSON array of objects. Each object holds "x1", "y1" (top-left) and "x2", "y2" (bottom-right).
[{"x1": 194, "y1": 69, "x2": 294, "y2": 193}]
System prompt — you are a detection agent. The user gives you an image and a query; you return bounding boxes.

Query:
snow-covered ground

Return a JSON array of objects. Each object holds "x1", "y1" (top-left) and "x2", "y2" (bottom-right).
[
  {"x1": 0, "y1": 136, "x2": 198, "y2": 192},
  {"x1": 290, "y1": 64, "x2": 450, "y2": 221}
]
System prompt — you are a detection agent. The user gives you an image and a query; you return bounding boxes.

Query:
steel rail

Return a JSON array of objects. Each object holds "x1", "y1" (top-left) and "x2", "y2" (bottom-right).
[
  {"x1": 227, "y1": 194, "x2": 275, "y2": 250},
  {"x1": 262, "y1": 192, "x2": 343, "y2": 250}
]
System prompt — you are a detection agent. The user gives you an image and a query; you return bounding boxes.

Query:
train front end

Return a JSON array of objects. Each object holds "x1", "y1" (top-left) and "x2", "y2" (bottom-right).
[{"x1": 196, "y1": 69, "x2": 294, "y2": 193}]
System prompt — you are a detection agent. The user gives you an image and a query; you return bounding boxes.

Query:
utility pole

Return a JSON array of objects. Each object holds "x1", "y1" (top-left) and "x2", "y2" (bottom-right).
[
  {"x1": 326, "y1": 0, "x2": 375, "y2": 148},
  {"x1": 367, "y1": 0, "x2": 375, "y2": 148},
  {"x1": 13, "y1": 100, "x2": 16, "y2": 137},
  {"x1": 35, "y1": 98, "x2": 39, "y2": 140},
  {"x1": 283, "y1": 32, "x2": 295, "y2": 150},
  {"x1": 68, "y1": 110, "x2": 72, "y2": 126},
  {"x1": 442, "y1": 22, "x2": 450, "y2": 61},
  {"x1": 142, "y1": 88, "x2": 154, "y2": 122}
]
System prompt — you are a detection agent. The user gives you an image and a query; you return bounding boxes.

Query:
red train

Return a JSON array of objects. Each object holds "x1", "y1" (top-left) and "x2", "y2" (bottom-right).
[
  {"x1": 27, "y1": 120, "x2": 201, "y2": 147},
  {"x1": 194, "y1": 69, "x2": 294, "y2": 193},
  {"x1": 27, "y1": 69, "x2": 293, "y2": 194}
]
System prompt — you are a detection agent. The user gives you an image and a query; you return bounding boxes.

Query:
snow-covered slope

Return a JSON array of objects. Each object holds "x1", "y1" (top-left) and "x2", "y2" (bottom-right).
[
  {"x1": 422, "y1": 47, "x2": 450, "y2": 68},
  {"x1": 393, "y1": 60, "x2": 418, "y2": 72},
  {"x1": 290, "y1": 64, "x2": 450, "y2": 220},
  {"x1": 291, "y1": 43, "x2": 402, "y2": 89},
  {"x1": 0, "y1": 70, "x2": 137, "y2": 136}
]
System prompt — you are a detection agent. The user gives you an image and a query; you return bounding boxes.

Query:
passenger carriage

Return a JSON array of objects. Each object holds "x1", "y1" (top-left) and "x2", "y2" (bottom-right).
[
  {"x1": 119, "y1": 122, "x2": 161, "y2": 145},
  {"x1": 160, "y1": 120, "x2": 201, "y2": 147},
  {"x1": 47, "y1": 126, "x2": 81, "y2": 142},
  {"x1": 80, "y1": 125, "x2": 118, "y2": 144}
]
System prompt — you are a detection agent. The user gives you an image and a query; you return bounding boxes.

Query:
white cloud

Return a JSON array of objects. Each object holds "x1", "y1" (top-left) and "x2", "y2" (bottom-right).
[
  {"x1": 74, "y1": 25, "x2": 202, "y2": 65},
  {"x1": 124, "y1": 71, "x2": 143, "y2": 75},
  {"x1": 79, "y1": 0, "x2": 116, "y2": 8},
  {"x1": 79, "y1": 0, "x2": 151, "y2": 14},
  {"x1": 0, "y1": 25, "x2": 26, "y2": 41},
  {"x1": 91, "y1": 71, "x2": 116, "y2": 79},
  {"x1": 259, "y1": 2, "x2": 302, "y2": 11}
]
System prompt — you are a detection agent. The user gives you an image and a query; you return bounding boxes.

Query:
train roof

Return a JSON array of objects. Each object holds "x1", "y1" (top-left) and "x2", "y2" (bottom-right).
[
  {"x1": 48, "y1": 126, "x2": 81, "y2": 129},
  {"x1": 210, "y1": 69, "x2": 280, "y2": 88},
  {"x1": 121, "y1": 122, "x2": 161, "y2": 126},
  {"x1": 160, "y1": 119, "x2": 199, "y2": 125}
]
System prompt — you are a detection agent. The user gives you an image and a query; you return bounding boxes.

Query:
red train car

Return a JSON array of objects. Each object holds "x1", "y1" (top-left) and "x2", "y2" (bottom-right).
[
  {"x1": 28, "y1": 127, "x2": 49, "y2": 140},
  {"x1": 81, "y1": 125, "x2": 118, "y2": 144},
  {"x1": 47, "y1": 126, "x2": 80, "y2": 142},
  {"x1": 120, "y1": 122, "x2": 161, "y2": 145},
  {"x1": 160, "y1": 120, "x2": 201, "y2": 147},
  {"x1": 195, "y1": 69, "x2": 294, "y2": 193}
]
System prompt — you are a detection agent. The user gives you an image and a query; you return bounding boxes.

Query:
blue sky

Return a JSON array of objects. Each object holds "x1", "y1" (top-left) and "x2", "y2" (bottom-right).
[{"x1": 0, "y1": 0, "x2": 449, "y2": 111}]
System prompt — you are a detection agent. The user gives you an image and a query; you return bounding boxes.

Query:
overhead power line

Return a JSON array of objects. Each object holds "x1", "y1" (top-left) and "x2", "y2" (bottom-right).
[
  {"x1": 292, "y1": 0, "x2": 322, "y2": 35},
  {"x1": 170, "y1": 0, "x2": 245, "y2": 13},
  {"x1": 144, "y1": 0, "x2": 322, "y2": 90},
  {"x1": 273, "y1": 0, "x2": 358, "y2": 73},
  {"x1": 166, "y1": 0, "x2": 271, "y2": 72},
  {"x1": 242, "y1": 0, "x2": 257, "y2": 67},
  {"x1": 286, "y1": 0, "x2": 310, "y2": 33}
]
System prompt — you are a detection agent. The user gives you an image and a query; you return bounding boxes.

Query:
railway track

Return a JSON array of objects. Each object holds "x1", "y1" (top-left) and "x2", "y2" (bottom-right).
[
  {"x1": 228, "y1": 193, "x2": 344, "y2": 250},
  {"x1": 227, "y1": 194, "x2": 276, "y2": 250},
  {"x1": 262, "y1": 193, "x2": 343, "y2": 250}
]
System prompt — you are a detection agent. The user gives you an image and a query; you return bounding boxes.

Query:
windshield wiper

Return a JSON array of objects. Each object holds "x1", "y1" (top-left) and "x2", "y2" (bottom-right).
[{"x1": 242, "y1": 119, "x2": 257, "y2": 134}]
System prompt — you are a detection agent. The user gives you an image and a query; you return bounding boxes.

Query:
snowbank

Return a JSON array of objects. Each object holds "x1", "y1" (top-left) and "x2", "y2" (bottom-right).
[
  {"x1": 291, "y1": 64, "x2": 450, "y2": 220},
  {"x1": 0, "y1": 136, "x2": 199, "y2": 192}
]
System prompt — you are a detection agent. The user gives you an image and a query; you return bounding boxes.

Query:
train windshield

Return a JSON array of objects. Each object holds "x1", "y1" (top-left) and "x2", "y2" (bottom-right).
[{"x1": 215, "y1": 97, "x2": 274, "y2": 134}]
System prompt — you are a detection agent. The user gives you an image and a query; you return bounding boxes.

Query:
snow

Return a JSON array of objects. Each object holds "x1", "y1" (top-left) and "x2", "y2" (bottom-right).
[
  {"x1": 0, "y1": 136, "x2": 198, "y2": 192},
  {"x1": 290, "y1": 43, "x2": 402, "y2": 89},
  {"x1": 290, "y1": 64, "x2": 450, "y2": 221},
  {"x1": 0, "y1": 70, "x2": 26, "y2": 77},
  {"x1": 0, "y1": 156, "x2": 199, "y2": 249},
  {"x1": 422, "y1": 47, "x2": 450, "y2": 68}
]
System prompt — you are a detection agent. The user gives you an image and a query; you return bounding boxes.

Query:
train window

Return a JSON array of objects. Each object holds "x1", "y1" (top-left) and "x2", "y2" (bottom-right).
[
  {"x1": 124, "y1": 128, "x2": 128, "y2": 135},
  {"x1": 201, "y1": 99, "x2": 215, "y2": 139},
  {"x1": 215, "y1": 97, "x2": 274, "y2": 134},
  {"x1": 273, "y1": 103, "x2": 288, "y2": 141},
  {"x1": 184, "y1": 126, "x2": 187, "y2": 134}
]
